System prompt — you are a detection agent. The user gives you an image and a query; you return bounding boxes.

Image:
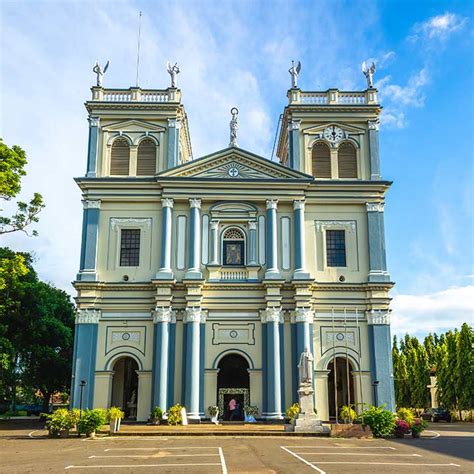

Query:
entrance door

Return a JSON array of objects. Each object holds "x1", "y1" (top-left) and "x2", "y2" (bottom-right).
[
  {"x1": 111, "y1": 357, "x2": 139, "y2": 419},
  {"x1": 217, "y1": 354, "x2": 250, "y2": 420},
  {"x1": 327, "y1": 357, "x2": 355, "y2": 420}
]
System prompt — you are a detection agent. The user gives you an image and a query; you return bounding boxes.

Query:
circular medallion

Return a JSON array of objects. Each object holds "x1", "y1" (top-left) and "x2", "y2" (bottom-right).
[
  {"x1": 336, "y1": 333, "x2": 344, "y2": 341},
  {"x1": 122, "y1": 332, "x2": 131, "y2": 341},
  {"x1": 228, "y1": 167, "x2": 239, "y2": 177},
  {"x1": 323, "y1": 125, "x2": 344, "y2": 143},
  {"x1": 229, "y1": 330, "x2": 238, "y2": 339}
]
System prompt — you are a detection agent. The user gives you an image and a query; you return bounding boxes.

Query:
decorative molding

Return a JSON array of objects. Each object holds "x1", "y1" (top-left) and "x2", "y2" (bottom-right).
[
  {"x1": 248, "y1": 221, "x2": 257, "y2": 231},
  {"x1": 368, "y1": 119, "x2": 380, "y2": 131},
  {"x1": 366, "y1": 202, "x2": 384, "y2": 213},
  {"x1": 260, "y1": 307, "x2": 283, "y2": 323},
  {"x1": 88, "y1": 117, "x2": 100, "y2": 127},
  {"x1": 161, "y1": 198, "x2": 174, "y2": 208},
  {"x1": 266, "y1": 199, "x2": 278, "y2": 210},
  {"x1": 291, "y1": 308, "x2": 314, "y2": 324},
  {"x1": 184, "y1": 307, "x2": 207, "y2": 324},
  {"x1": 315, "y1": 220, "x2": 356, "y2": 233},
  {"x1": 293, "y1": 200, "x2": 305, "y2": 211},
  {"x1": 111, "y1": 218, "x2": 152, "y2": 231},
  {"x1": 288, "y1": 120, "x2": 301, "y2": 131},
  {"x1": 367, "y1": 310, "x2": 391, "y2": 325},
  {"x1": 83, "y1": 199, "x2": 101, "y2": 209},
  {"x1": 152, "y1": 306, "x2": 176, "y2": 323},
  {"x1": 210, "y1": 220, "x2": 220, "y2": 230},
  {"x1": 189, "y1": 198, "x2": 201, "y2": 209},
  {"x1": 76, "y1": 308, "x2": 101, "y2": 324},
  {"x1": 168, "y1": 118, "x2": 182, "y2": 129}
]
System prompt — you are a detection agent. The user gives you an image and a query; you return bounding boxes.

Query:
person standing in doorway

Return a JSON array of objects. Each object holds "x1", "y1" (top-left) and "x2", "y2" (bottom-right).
[{"x1": 228, "y1": 397, "x2": 237, "y2": 421}]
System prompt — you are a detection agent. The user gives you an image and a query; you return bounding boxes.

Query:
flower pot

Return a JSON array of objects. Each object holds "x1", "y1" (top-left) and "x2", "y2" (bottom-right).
[
  {"x1": 412, "y1": 431, "x2": 421, "y2": 438},
  {"x1": 210, "y1": 409, "x2": 219, "y2": 424},
  {"x1": 110, "y1": 418, "x2": 121, "y2": 433},
  {"x1": 395, "y1": 431, "x2": 405, "y2": 438}
]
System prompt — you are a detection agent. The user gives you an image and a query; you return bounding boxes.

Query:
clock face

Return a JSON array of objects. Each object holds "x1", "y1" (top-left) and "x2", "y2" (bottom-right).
[{"x1": 323, "y1": 126, "x2": 344, "y2": 143}]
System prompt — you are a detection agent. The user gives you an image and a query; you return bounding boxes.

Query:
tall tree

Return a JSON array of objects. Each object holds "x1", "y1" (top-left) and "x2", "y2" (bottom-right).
[
  {"x1": 437, "y1": 331, "x2": 459, "y2": 412},
  {"x1": 456, "y1": 323, "x2": 474, "y2": 418}
]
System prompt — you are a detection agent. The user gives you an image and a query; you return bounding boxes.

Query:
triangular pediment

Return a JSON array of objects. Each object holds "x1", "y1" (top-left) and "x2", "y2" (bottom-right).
[
  {"x1": 103, "y1": 119, "x2": 166, "y2": 133},
  {"x1": 159, "y1": 147, "x2": 313, "y2": 180}
]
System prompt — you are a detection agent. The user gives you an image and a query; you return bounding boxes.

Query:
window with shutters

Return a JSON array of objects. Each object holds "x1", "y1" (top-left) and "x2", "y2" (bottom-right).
[
  {"x1": 338, "y1": 142, "x2": 357, "y2": 179},
  {"x1": 110, "y1": 137, "x2": 130, "y2": 175},
  {"x1": 326, "y1": 229, "x2": 346, "y2": 267},
  {"x1": 120, "y1": 229, "x2": 140, "y2": 266},
  {"x1": 312, "y1": 142, "x2": 331, "y2": 178},
  {"x1": 137, "y1": 138, "x2": 157, "y2": 176}
]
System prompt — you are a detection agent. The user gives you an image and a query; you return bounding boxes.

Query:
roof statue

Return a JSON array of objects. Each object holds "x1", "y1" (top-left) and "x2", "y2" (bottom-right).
[
  {"x1": 167, "y1": 62, "x2": 180, "y2": 88},
  {"x1": 93, "y1": 61, "x2": 109, "y2": 87},
  {"x1": 288, "y1": 60, "x2": 301, "y2": 88},
  {"x1": 362, "y1": 61, "x2": 376, "y2": 88},
  {"x1": 229, "y1": 107, "x2": 239, "y2": 147}
]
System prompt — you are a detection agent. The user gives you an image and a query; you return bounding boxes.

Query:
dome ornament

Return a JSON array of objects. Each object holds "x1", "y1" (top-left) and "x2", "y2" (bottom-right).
[{"x1": 229, "y1": 107, "x2": 239, "y2": 147}]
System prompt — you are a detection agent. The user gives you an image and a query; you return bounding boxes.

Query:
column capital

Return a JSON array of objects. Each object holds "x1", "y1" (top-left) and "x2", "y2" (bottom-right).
[
  {"x1": 184, "y1": 307, "x2": 207, "y2": 324},
  {"x1": 88, "y1": 116, "x2": 100, "y2": 127},
  {"x1": 293, "y1": 200, "x2": 305, "y2": 211},
  {"x1": 76, "y1": 308, "x2": 101, "y2": 324},
  {"x1": 260, "y1": 307, "x2": 283, "y2": 323},
  {"x1": 152, "y1": 306, "x2": 176, "y2": 323},
  {"x1": 189, "y1": 198, "x2": 201, "y2": 209},
  {"x1": 368, "y1": 119, "x2": 380, "y2": 131},
  {"x1": 83, "y1": 199, "x2": 101, "y2": 209},
  {"x1": 291, "y1": 308, "x2": 314, "y2": 324},
  {"x1": 249, "y1": 220, "x2": 257, "y2": 230},
  {"x1": 288, "y1": 119, "x2": 301, "y2": 131},
  {"x1": 161, "y1": 198, "x2": 174, "y2": 208},
  {"x1": 168, "y1": 118, "x2": 182, "y2": 129},
  {"x1": 210, "y1": 220, "x2": 219, "y2": 230},
  {"x1": 367, "y1": 310, "x2": 391, "y2": 325},
  {"x1": 366, "y1": 202, "x2": 384, "y2": 212},
  {"x1": 266, "y1": 199, "x2": 278, "y2": 210}
]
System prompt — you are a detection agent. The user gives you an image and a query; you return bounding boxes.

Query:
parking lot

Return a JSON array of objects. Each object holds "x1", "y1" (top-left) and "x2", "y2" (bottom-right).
[{"x1": 0, "y1": 421, "x2": 472, "y2": 472}]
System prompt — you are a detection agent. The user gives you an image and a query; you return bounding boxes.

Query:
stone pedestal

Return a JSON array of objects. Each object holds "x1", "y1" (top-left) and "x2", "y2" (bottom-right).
[{"x1": 291, "y1": 382, "x2": 329, "y2": 433}]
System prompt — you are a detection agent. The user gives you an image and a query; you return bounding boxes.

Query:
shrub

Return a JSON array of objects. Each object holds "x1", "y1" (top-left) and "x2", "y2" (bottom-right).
[
  {"x1": 359, "y1": 405, "x2": 396, "y2": 438},
  {"x1": 340, "y1": 405, "x2": 357, "y2": 423},
  {"x1": 411, "y1": 417, "x2": 428, "y2": 434},
  {"x1": 244, "y1": 405, "x2": 259, "y2": 417},
  {"x1": 207, "y1": 406, "x2": 218, "y2": 417},
  {"x1": 69, "y1": 408, "x2": 82, "y2": 427},
  {"x1": 150, "y1": 407, "x2": 163, "y2": 421},
  {"x1": 397, "y1": 407, "x2": 415, "y2": 425},
  {"x1": 285, "y1": 403, "x2": 300, "y2": 423},
  {"x1": 77, "y1": 409, "x2": 107, "y2": 435},
  {"x1": 167, "y1": 404, "x2": 183, "y2": 425},
  {"x1": 394, "y1": 419, "x2": 410, "y2": 437},
  {"x1": 45, "y1": 408, "x2": 75, "y2": 435},
  {"x1": 107, "y1": 407, "x2": 125, "y2": 422}
]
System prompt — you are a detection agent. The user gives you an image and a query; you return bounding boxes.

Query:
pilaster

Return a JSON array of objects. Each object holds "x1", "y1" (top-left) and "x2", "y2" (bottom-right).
[
  {"x1": 167, "y1": 118, "x2": 182, "y2": 169},
  {"x1": 293, "y1": 200, "x2": 310, "y2": 279},
  {"x1": 156, "y1": 198, "x2": 174, "y2": 279},
  {"x1": 185, "y1": 198, "x2": 203, "y2": 279},
  {"x1": 288, "y1": 120, "x2": 301, "y2": 171},
  {"x1": 366, "y1": 202, "x2": 390, "y2": 282},
  {"x1": 368, "y1": 119, "x2": 381, "y2": 180},
  {"x1": 86, "y1": 117, "x2": 100, "y2": 177},
  {"x1": 77, "y1": 200, "x2": 101, "y2": 281},
  {"x1": 265, "y1": 199, "x2": 281, "y2": 279}
]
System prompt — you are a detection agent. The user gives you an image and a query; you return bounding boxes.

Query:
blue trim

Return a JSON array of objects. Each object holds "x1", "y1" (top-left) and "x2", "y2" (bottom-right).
[
  {"x1": 182, "y1": 323, "x2": 189, "y2": 405},
  {"x1": 279, "y1": 322, "x2": 286, "y2": 411},
  {"x1": 86, "y1": 124, "x2": 98, "y2": 177},
  {"x1": 70, "y1": 324, "x2": 79, "y2": 407},
  {"x1": 81, "y1": 207, "x2": 99, "y2": 272},
  {"x1": 168, "y1": 323, "x2": 176, "y2": 407},
  {"x1": 151, "y1": 324, "x2": 161, "y2": 408},
  {"x1": 167, "y1": 125, "x2": 179, "y2": 169},
  {"x1": 368, "y1": 128, "x2": 381, "y2": 180},
  {"x1": 79, "y1": 209, "x2": 88, "y2": 271},
  {"x1": 367, "y1": 211, "x2": 390, "y2": 282},
  {"x1": 289, "y1": 128, "x2": 300, "y2": 171},
  {"x1": 266, "y1": 323, "x2": 275, "y2": 413},
  {"x1": 199, "y1": 323, "x2": 205, "y2": 415},
  {"x1": 291, "y1": 324, "x2": 297, "y2": 403},
  {"x1": 262, "y1": 323, "x2": 267, "y2": 414}
]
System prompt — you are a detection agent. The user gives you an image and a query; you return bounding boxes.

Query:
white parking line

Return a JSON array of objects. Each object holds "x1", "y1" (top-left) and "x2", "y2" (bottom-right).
[
  {"x1": 65, "y1": 463, "x2": 222, "y2": 469},
  {"x1": 312, "y1": 462, "x2": 461, "y2": 466},
  {"x1": 288, "y1": 446, "x2": 397, "y2": 450},
  {"x1": 104, "y1": 447, "x2": 219, "y2": 451},
  {"x1": 295, "y1": 453, "x2": 421, "y2": 457},
  {"x1": 218, "y1": 447, "x2": 228, "y2": 474},
  {"x1": 281, "y1": 446, "x2": 326, "y2": 474},
  {"x1": 28, "y1": 430, "x2": 37, "y2": 438},
  {"x1": 90, "y1": 454, "x2": 220, "y2": 458},
  {"x1": 424, "y1": 430, "x2": 441, "y2": 439}
]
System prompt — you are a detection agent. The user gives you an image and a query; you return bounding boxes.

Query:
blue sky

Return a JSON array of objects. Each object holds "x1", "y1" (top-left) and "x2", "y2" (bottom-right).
[{"x1": 1, "y1": 0, "x2": 473, "y2": 339}]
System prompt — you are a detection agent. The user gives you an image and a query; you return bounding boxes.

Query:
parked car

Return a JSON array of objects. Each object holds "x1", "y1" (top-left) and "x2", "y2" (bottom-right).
[{"x1": 421, "y1": 408, "x2": 451, "y2": 422}]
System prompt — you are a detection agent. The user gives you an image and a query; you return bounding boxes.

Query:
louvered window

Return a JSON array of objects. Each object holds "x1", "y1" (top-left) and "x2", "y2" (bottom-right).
[
  {"x1": 338, "y1": 142, "x2": 357, "y2": 179},
  {"x1": 312, "y1": 142, "x2": 331, "y2": 178},
  {"x1": 110, "y1": 138, "x2": 130, "y2": 175},
  {"x1": 137, "y1": 138, "x2": 157, "y2": 176}
]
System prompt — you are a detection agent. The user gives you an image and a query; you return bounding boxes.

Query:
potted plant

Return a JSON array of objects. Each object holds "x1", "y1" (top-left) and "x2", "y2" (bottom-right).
[
  {"x1": 77, "y1": 408, "x2": 107, "y2": 438},
  {"x1": 397, "y1": 408, "x2": 415, "y2": 425},
  {"x1": 358, "y1": 405, "x2": 396, "y2": 438},
  {"x1": 394, "y1": 419, "x2": 410, "y2": 438},
  {"x1": 207, "y1": 406, "x2": 219, "y2": 424},
  {"x1": 166, "y1": 404, "x2": 183, "y2": 426},
  {"x1": 45, "y1": 408, "x2": 75, "y2": 438},
  {"x1": 244, "y1": 405, "x2": 258, "y2": 422},
  {"x1": 107, "y1": 407, "x2": 125, "y2": 433},
  {"x1": 285, "y1": 403, "x2": 300, "y2": 424},
  {"x1": 411, "y1": 418, "x2": 428, "y2": 438},
  {"x1": 340, "y1": 405, "x2": 357, "y2": 424},
  {"x1": 150, "y1": 407, "x2": 163, "y2": 425}
]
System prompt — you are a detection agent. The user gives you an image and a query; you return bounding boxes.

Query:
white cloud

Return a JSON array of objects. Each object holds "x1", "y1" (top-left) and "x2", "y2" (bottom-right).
[
  {"x1": 409, "y1": 12, "x2": 468, "y2": 42},
  {"x1": 391, "y1": 285, "x2": 474, "y2": 338}
]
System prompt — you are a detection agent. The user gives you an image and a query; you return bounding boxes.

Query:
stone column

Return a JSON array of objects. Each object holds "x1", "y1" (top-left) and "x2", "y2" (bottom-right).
[
  {"x1": 248, "y1": 221, "x2": 257, "y2": 265},
  {"x1": 292, "y1": 308, "x2": 314, "y2": 401},
  {"x1": 368, "y1": 119, "x2": 381, "y2": 180},
  {"x1": 288, "y1": 120, "x2": 301, "y2": 170},
  {"x1": 156, "y1": 198, "x2": 174, "y2": 279},
  {"x1": 265, "y1": 200, "x2": 280, "y2": 279},
  {"x1": 167, "y1": 118, "x2": 182, "y2": 169},
  {"x1": 261, "y1": 308, "x2": 283, "y2": 419},
  {"x1": 183, "y1": 307, "x2": 203, "y2": 420},
  {"x1": 70, "y1": 309, "x2": 100, "y2": 409},
  {"x1": 314, "y1": 370, "x2": 330, "y2": 421},
  {"x1": 185, "y1": 199, "x2": 202, "y2": 279},
  {"x1": 152, "y1": 307, "x2": 175, "y2": 411},
  {"x1": 86, "y1": 117, "x2": 100, "y2": 177},
  {"x1": 366, "y1": 203, "x2": 390, "y2": 282},
  {"x1": 367, "y1": 310, "x2": 395, "y2": 411},
  {"x1": 293, "y1": 200, "x2": 310, "y2": 279},
  {"x1": 77, "y1": 200, "x2": 100, "y2": 281},
  {"x1": 136, "y1": 370, "x2": 152, "y2": 422},
  {"x1": 209, "y1": 220, "x2": 219, "y2": 265}
]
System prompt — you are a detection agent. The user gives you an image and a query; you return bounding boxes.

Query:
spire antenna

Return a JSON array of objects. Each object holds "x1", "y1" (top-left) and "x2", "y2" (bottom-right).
[{"x1": 135, "y1": 11, "x2": 142, "y2": 87}]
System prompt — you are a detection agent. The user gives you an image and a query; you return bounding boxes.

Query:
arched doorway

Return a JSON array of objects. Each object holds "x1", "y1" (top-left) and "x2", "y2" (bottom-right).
[
  {"x1": 217, "y1": 354, "x2": 250, "y2": 421},
  {"x1": 111, "y1": 357, "x2": 139, "y2": 419},
  {"x1": 327, "y1": 357, "x2": 355, "y2": 420}
]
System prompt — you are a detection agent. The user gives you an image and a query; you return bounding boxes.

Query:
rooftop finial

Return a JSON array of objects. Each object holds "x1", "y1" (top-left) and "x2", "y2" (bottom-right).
[
  {"x1": 93, "y1": 60, "x2": 109, "y2": 87},
  {"x1": 362, "y1": 61, "x2": 376, "y2": 88},
  {"x1": 289, "y1": 60, "x2": 301, "y2": 88},
  {"x1": 167, "y1": 62, "x2": 180, "y2": 88},
  {"x1": 229, "y1": 107, "x2": 239, "y2": 147}
]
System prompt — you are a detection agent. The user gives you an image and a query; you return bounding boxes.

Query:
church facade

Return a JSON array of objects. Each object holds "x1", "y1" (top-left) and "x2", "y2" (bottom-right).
[{"x1": 71, "y1": 73, "x2": 395, "y2": 422}]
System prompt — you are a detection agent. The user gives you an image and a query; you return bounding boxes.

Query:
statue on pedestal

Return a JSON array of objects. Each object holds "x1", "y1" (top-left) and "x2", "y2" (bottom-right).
[
  {"x1": 167, "y1": 62, "x2": 180, "y2": 88},
  {"x1": 288, "y1": 60, "x2": 301, "y2": 88},
  {"x1": 362, "y1": 61, "x2": 376, "y2": 88},
  {"x1": 229, "y1": 107, "x2": 239, "y2": 147},
  {"x1": 93, "y1": 61, "x2": 109, "y2": 87},
  {"x1": 298, "y1": 347, "x2": 314, "y2": 385}
]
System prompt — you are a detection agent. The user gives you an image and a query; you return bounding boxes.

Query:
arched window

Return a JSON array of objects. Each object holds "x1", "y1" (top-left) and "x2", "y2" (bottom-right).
[
  {"x1": 222, "y1": 227, "x2": 245, "y2": 266},
  {"x1": 338, "y1": 142, "x2": 357, "y2": 179},
  {"x1": 110, "y1": 137, "x2": 130, "y2": 175},
  {"x1": 312, "y1": 142, "x2": 331, "y2": 178},
  {"x1": 137, "y1": 138, "x2": 157, "y2": 176}
]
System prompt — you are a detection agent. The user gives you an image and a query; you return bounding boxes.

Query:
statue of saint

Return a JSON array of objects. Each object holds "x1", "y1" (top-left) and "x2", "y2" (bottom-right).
[
  {"x1": 298, "y1": 347, "x2": 314, "y2": 385},
  {"x1": 229, "y1": 107, "x2": 239, "y2": 147},
  {"x1": 92, "y1": 61, "x2": 109, "y2": 87},
  {"x1": 167, "y1": 62, "x2": 180, "y2": 88},
  {"x1": 362, "y1": 61, "x2": 376, "y2": 88},
  {"x1": 288, "y1": 60, "x2": 301, "y2": 88}
]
